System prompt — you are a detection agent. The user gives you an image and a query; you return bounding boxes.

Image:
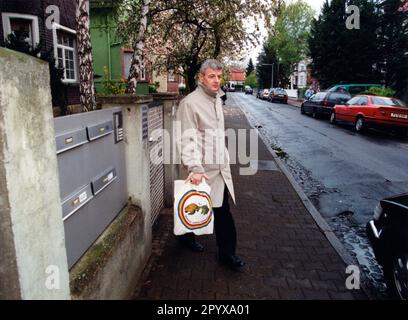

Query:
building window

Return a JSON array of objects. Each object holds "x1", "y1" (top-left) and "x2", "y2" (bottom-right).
[
  {"x1": 168, "y1": 69, "x2": 176, "y2": 82},
  {"x1": 2, "y1": 13, "x2": 40, "y2": 48},
  {"x1": 122, "y1": 50, "x2": 146, "y2": 81},
  {"x1": 52, "y1": 23, "x2": 78, "y2": 83}
]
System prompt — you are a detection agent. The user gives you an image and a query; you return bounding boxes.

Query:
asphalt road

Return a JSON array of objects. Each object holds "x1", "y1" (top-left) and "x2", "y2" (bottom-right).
[
  {"x1": 227, "y1": 92, "x2": 408, "y2": 298},
  {"x1": 228, "y1": 92, "x2": 408, "y2": 225}
]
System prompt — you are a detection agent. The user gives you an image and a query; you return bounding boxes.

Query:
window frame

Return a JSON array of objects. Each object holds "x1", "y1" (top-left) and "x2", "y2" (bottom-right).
[
  {"x1": 167, "y1": 69, "x2": 176, "y2": 82},
  {"x1": 2, "y1": 13, "x2": 40, "y2": 48},
  {"x1": 52, "y1": 23, "x2": 78, "y2": 84},
  {"x1": 121, "y1": 48, "x2": 146, "y2": 81}
]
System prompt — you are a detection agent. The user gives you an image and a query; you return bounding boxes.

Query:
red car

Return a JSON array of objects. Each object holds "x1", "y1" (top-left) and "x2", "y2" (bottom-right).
[{"x1": 330, "y1": 95, "x2": 408, "y2": 137}]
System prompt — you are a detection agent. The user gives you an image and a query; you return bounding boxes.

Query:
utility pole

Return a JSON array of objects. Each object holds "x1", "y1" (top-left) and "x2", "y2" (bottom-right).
[{"x1": 262, "y1": 63, "x2": 274, "y2": 88}]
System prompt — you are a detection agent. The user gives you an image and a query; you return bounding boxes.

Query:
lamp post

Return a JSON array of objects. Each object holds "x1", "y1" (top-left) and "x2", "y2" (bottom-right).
[{"x1": 262, "y1": 63, "x2": 274, "y2": 88}]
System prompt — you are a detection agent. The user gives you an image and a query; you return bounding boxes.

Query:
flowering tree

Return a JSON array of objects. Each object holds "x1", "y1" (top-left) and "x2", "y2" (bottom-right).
[
  {"x1": 117, "y1": 0, "x2": 275, "y2": 93},
  {"x1": 399, "y1": 0, "x2": 408, "y2": 11}
]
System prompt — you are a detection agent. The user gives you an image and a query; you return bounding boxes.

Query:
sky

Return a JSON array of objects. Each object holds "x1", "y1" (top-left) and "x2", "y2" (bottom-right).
[{"x1": 245, "y1": 0, "x2": 326, "y2": 66}]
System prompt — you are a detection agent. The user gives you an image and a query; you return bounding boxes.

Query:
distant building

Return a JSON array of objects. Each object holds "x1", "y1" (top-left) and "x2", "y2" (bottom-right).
[
  {"x1": 290, "y1": 60, "x2": 308, "y2": 89},
  {"x1": 228, "y1": 67, "x2": 246, "y2": 90}
]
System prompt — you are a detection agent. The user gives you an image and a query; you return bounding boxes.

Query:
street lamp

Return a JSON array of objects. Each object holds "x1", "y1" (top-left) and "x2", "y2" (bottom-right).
[{"x1": 262, "y1": 63, "x2": 274, "y2": 88}]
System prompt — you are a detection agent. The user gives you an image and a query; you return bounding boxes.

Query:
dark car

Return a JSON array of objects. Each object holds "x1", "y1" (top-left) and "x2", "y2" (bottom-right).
[
  {"x1": 245, "y1": 86, "x2": 254, "y2": 95},
  {"x1": 256, "y1": 89, "x2": 263, "y2": 99},
  {"x1": 269, "y1": 88, "x2": 288, "y2": 104},
  {"x1": 301, "y1": 91, "x2": 351, "y2": 118},
  {"x1": 366, "y1": 193, "x2": 408, "y2": 299}
]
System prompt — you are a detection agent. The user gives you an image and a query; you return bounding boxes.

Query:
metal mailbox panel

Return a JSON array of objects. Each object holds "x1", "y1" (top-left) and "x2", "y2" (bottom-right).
[
  {"x1": 91, "y1": 167, "x2": 117, "y2": 196},
  {"x1": 55, "y1": 128, "x2": 88, "y2": 154},
  {"x1": 62, "y1": 184, "x2": 93, "y2": 221},
  {"x1": 87, "y1": 120, "x2": 113, "y2": 141}
]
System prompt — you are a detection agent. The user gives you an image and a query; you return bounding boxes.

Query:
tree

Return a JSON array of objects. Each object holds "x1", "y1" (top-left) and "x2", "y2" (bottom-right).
[
  {"x1": 76, "y1": 0, "x2": 96, "y2": 111},
  {"x1": 268, "y1": 0, "x2": 315, "y2": 84},
  {"x1": 117, "y1": 0, "x2": 275, "y2": 93},
  {"x1": 245, "y1": 71, "x2": 258, "y2": 88},
  {"x1": 246, "y1": 58, "x2": 254, "y2": 76},
  {"x1": 119, "y1": 0, "x2": 151, "y2": 94},
  {"x1": 308, "y1": 0, "x2": 381, "y2": 89},
  {"x1": 376, "y1": 0, "x2": 408, "y2": 101},
  {"x1": 255, "y1": 42, "x2": 290, "y2": 88}
]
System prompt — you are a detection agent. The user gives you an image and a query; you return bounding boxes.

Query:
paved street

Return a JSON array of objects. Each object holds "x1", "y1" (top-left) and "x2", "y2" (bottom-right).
[{"x1": 227, "y1": 92, "x2": 408, "y2": 296}]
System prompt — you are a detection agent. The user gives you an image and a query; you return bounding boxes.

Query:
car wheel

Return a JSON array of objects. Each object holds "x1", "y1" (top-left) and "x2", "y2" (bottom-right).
[
  {"x1": 355, "y1": 116, "x2": 365, "y2": 133},
  {"x1": 329, "y1": 112, "x2": 336, "y2": 124},
  {"x1": 384, "y1": 253, "x2": 408, "y2": 300}
]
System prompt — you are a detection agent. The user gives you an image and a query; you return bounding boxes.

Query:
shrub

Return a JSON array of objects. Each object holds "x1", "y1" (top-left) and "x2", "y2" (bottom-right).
[
  {"x1": 149, "y1": 81, "x2": 160, "y2": 93},
  {"x1": 361, "y1": 86, "x2": 396, "y2": 97},
  {"x1": 101, "y1": 66, "x2": 126, "y2": 95}
]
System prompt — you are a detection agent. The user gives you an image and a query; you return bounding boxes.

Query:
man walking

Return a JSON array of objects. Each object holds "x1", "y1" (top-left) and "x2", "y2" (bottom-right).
[{"x1": 176, "y1": 59, "x2": 245, "y2": 271}]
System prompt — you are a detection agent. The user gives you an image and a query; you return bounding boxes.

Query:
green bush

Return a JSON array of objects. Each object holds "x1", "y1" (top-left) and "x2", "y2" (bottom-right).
[
  {"x1": 361, "y1": 86, "x2": 396, "y2": 97},
  {"x1": 148, "y1": 81, "x2": 160, "y2": 93},
  {"x1": 101, "y1": 66, "x2": 126, "y2": 95},
  {"x1": 245, "y1": 72, "x2": 258, "y2": 88}
]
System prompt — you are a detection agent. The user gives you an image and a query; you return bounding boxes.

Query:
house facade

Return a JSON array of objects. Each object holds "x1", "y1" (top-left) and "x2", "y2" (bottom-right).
[
  {"x1": 227, "y1": 67, "x2": 246, "y2": 90},
  {"x1": 0, "y1": 0, "x2": 80, "y2": 107},
  {"x1": 90, "y1": 0, "x2": 149, "y2": 95},
  {"x1": 289, "y1": 60, "x2": 319, "y2": 91},
  {"x1": 90, "y1": 0, "x2": 185, "y2": 95}
]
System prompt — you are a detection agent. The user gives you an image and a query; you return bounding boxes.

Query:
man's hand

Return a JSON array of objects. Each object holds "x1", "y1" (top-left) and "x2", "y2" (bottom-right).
[{"x1": 185, "y1": 172, "x2": 209, "y2": 185}]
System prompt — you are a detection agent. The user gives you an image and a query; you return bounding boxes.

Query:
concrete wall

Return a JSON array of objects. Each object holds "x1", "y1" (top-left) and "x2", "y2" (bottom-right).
[
  {"x1": 70, "y1": 205, "x2": 147, "y2": 300},
  {"x1": 0, "y1": 48, "x2": 70, "y2": 299}
]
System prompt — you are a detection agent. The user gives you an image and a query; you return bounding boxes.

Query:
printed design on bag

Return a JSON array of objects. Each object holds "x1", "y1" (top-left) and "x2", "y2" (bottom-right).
[
  {"x1": 178, "y1": 190, "x2": 213, "y2": 230},
  {"x1": 185, "y1": 203, "x2": 210, "y2": 215}
]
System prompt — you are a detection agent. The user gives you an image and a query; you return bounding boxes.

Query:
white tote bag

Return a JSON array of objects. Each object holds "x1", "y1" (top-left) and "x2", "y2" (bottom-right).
[{"x1": 173, "y1": 180, "x2": 214, "y2": 236}]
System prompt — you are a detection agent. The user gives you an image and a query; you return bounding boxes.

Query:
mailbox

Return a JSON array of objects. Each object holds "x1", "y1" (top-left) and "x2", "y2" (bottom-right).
[
  {"x1": 55, "y1": 128, "x2": 88, "y2": 154},
  {"x1": 62, "y1": 184, "x2": 93, "y2": 221},
  {"x1": 87, "y1": 120, "x2": 113, "y2": 141},
  {"x1": 91, "y1": 167, "x2": 117, "y2": 196}
]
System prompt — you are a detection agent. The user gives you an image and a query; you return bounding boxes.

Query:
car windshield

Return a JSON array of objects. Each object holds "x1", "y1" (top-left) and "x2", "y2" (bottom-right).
[
  {"x1": 312, "y1": 92, "x2": 327, "y2": 101},
  {"x1": 371, "y1": 96, "x2": 406, "y2": 107},
  {"x1": 275, "y1": 89, "x2": 286, "y2": 94}
]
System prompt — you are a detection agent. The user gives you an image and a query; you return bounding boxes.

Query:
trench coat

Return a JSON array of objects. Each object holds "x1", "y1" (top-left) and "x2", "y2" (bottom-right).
[{"x1": 176, "y1": 82, "x2": 236, "y2": 208}]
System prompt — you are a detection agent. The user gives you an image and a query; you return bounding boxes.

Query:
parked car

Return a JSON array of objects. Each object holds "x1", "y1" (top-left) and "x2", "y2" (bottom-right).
[
  {"x1": 269, "y1": 88, "x2": 288, "y2": 104},
  {"x1": 330, "y1": 95, "x2": 408, "y2": 137},
  {"x1": 301, "y1": 91, "x2": 351, "y2": 118},
  {"x1": 366, "y1": 193, "x2": 408, "y2": 299},
  {"x1": 245, "y1": 85, "x2": 254, "y2": 95},
  {"x1": 328, "y1": 84, "x2": 383, "y2": 96},
  {"x1": 262, "y1": 89, "x2": 270, "y2": 100}
]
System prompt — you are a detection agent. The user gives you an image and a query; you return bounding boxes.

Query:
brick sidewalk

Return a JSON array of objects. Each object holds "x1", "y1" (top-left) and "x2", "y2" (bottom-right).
[{"x1": 132, "y1": 105, "x2": 368, "y2": 300}]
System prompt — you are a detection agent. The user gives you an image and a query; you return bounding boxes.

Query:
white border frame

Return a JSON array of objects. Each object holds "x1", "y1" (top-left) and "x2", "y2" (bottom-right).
[
  {"x1": 52, "y1": 23, "x2": 79, "y2": 84},
  {"x1": 2, "y1": 12, "x2": 40, "y2": 47}
]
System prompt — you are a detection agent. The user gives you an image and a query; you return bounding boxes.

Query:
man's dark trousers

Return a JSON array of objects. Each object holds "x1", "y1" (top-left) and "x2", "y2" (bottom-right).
[{"x1": 179, "y1": 187, "x2": 237, "y2": 256}]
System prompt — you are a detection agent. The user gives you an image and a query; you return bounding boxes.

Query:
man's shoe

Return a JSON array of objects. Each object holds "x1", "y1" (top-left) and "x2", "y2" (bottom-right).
[
  {"x1": 219, "y1": 255, "x2": 245, "y2": 271},
  {"x1": 180, "y1": 240, "x2": 205, "y2": 253}
]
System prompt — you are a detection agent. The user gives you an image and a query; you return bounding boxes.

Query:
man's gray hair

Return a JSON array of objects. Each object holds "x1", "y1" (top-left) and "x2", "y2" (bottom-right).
[{"x1": 199, "y1": 59, "x2": 223, "y2": 74}]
